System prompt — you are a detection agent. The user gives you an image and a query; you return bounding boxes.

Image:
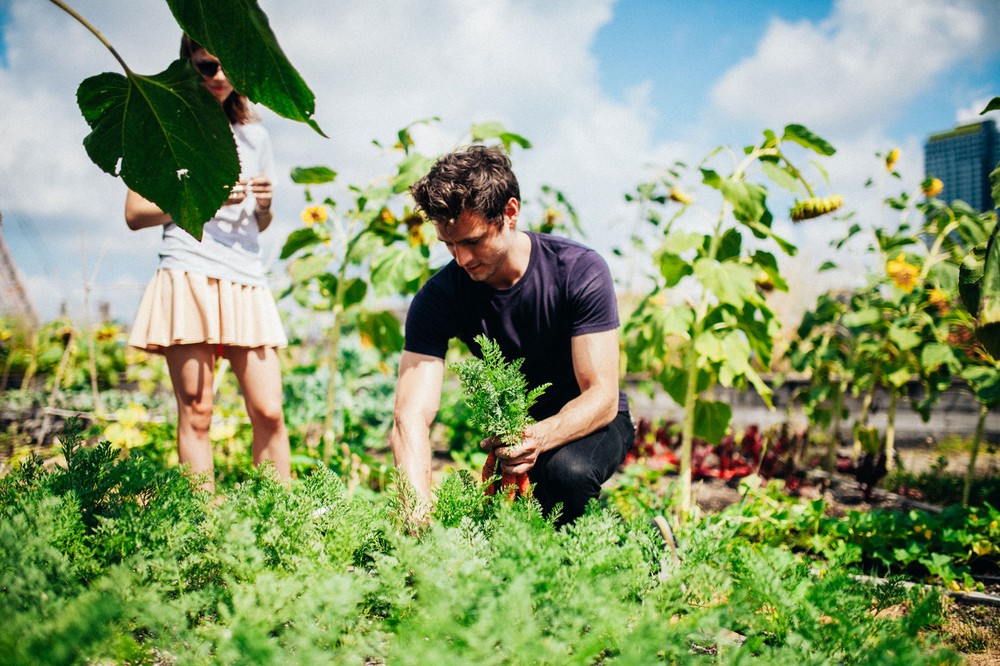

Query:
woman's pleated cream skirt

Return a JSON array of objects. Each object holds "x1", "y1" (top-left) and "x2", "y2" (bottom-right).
[{"x1": 128, "y1": 268, "x2": 288, "y2": 352}]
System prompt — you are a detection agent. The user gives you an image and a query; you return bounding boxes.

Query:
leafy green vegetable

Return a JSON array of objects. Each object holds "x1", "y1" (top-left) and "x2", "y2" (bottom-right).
[{"x1": 450, "y1": 335, "x2": 550, "y2": 446}]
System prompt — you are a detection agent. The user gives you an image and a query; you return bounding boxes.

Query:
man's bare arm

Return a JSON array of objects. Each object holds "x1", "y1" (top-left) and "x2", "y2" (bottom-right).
[
  {"x1": 498, "y1": 329, "x2": 621, "y2": 474},
  {"x1": 389, "y1": 350, "x2": 445, "y2": 502}
]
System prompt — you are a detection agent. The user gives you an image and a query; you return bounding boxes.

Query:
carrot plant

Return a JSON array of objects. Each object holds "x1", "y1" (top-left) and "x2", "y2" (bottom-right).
[
  {"x1": 450, "y1": 334, "x2": 550, "y2": 499},
  {"x1": 0, "y1": 418, "x2": 963, "y2": 664}
]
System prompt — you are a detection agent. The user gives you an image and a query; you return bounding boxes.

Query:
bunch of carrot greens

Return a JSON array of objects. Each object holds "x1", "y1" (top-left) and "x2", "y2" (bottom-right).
[{"x1": 450, "y1": 334, "x2": 549, "y2": 500}]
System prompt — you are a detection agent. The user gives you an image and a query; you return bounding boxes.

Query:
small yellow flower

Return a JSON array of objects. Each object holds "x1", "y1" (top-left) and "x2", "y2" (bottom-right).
[
  {"x1": 885, "y1": 148, "x2": 900, "y2": 171},
  {"x1": 408, "y1": 225, "x2": 426, "y2": 247},
  {"x1": 886, "y1": 254, "x2": 919, "y2": 293},
  {"x1": 972, "y1": 541, "x2": 993, "y2": 556},
  {"x1": 922, "y1": 177, "x2": 944, "y2": 198},
  {"x1": 924, "y1": 529, "x2": 932, "y2": 539},
  {"x1": 928, "y1": 288, "x2": 950, "y2": 313},
  {"x1": 669, "y1": 186, "x2": 694, "y2": 205},
  {"x1": 301, "y1": 205, "x2": 327, "y2": 226},
  {"x1": 95, "y1": 323, "x2": 119, "y2": 343}
]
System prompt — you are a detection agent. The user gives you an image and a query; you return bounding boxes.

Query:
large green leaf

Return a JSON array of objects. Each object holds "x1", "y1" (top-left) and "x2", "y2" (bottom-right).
[
  {"x1": 982, "y1": 97, "x2": 1000, "y2": 114},
  {"x1": 693, "y1": 399, "x2": 732, "y2": 445},
  {"x1": 920, "y1": 343, "x2": 957, "y2": 372},
  {"x1": 991, "y1": 160, "x2": 1000, "y2": 210},
  {"x1": 694, "y1": 259, "x2": 756, "y2": 308},
  {"x1": 760, "y1": 160, "x2": 804, "y2": 195},
  {"x1": 280, "y1": 227, "x2": 322, "y2": 259},
  {"x1": 978, "y1": 224, "x2": 1000, "y2": 357},
  {"x1": 701, "y1": 170, "x2": 768, "y2": 225},
  {"x1": 288, "y1": 255, "x2": 330, "y2": 283},
  {"x1": 392, "y1": 153, "x2": 436, "y2": 193},
  {"x1": 290, "y1": 166, "x2": 337, "y2": 184},
  {"x1": 661, "y1": 231, "x2": 704, "y2": 256},
  {"x1": 842, "y1": 307, "x2": 882, "y2": 329},
  {"x1": 357, "y1": 310, "x2": 405, "y2": 353},
  {"x1": 959, "y1": 242, "x2": 986, "y2": 316},
  {"x1": 888, "y1": 322, "x2": 922, "y2": 351},
  {"x1": 961, "y1": 365, "x2": 1000, "y2": 406},
  {"x1": 370, "y1": 245, "x2": 427, "y2": 297},
  {"x1": 781, "y1": 124, "x2": 836, "y2": 156},
  {"x1": 470, "y1": 121, "x2": 532, "y2": 151},
  {"x1": 656, "y1": 252, "x2": 693, "y2": 287},
  {"x1": 77, "y1": 60, "x2": 238, "y2": 239},
  {"x1": 743, "y1": 218, "x2": 797, "y2": 255},
  {"x1": 167, "y1": 0, "x2": 324, "y2": 135},
  {"x1": 341, "y1": 277, "x2": 368, "y2": 309},
  {"x1": 752, "y1": 251, "x2": 789, "y2": 292}
]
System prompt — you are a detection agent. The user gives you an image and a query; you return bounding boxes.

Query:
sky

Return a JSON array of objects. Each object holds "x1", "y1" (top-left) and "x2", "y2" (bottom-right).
[{"x1": 0, "y1": 0, "x2": 998, "y2": 327}]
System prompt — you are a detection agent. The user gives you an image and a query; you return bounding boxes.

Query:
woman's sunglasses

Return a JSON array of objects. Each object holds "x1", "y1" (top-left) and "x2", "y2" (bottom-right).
[{"x1": 192, "y1": 59, "x2": 222, "y2": 78}]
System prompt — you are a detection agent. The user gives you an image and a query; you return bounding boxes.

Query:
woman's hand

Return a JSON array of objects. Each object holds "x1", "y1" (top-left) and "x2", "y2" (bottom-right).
[
  {"x1": 223, "y1": 177, "x2": 249, "y2": 207},
  {"x1": 248, "y1": 173, "x2": 274, "y2": 230},
  {"x1": 248, "y1": 173, "x2": 273, "y2": 212}
]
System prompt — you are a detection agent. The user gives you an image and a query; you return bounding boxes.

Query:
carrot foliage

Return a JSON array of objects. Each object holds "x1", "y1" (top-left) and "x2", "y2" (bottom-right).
[{"x1": 449, "y1": 334, "x2": 550, "y2": 446}]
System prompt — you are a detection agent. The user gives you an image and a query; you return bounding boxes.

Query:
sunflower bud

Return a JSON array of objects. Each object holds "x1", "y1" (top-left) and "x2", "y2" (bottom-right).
[
  {"x1": 921, "y1": 177, "x2": 943, "y2": 198},
  {"x1": 790, "y1": 194, "x2": 843, "y2": 221},
  {"x1": 669, "y1": 186, "x2": 694, "y2": 205},
  {"x1": 885, "y1": 148, "x2": 900, "y2": 171}
]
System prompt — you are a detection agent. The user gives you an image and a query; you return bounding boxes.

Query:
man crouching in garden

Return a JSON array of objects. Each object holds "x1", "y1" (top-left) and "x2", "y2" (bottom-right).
[{"x1": 389, "y1": 145, "x2": 634, "y2": 526}]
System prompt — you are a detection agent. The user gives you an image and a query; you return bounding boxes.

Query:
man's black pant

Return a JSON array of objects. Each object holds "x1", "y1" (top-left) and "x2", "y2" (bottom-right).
[{"x1": 528, "y1": 411, "x2": 634, "y2": 526}]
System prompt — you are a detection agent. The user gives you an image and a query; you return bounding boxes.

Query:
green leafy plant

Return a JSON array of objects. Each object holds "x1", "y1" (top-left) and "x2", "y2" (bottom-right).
[
  {"x1": 49, "y1": 0, "x2": 322, "y2": 237},
  {"x1": 622, "y1": 124, "x2": 839, "y2": 519},
  {"x1": 0, "y1": 416, "x2": 965, "y2": 664},
  {"x1": 450, "y1": 335, "x2": 550, "y2": 447},
  {"x1": 450, "y1": 335, "x2": 549, "y2": 498}
]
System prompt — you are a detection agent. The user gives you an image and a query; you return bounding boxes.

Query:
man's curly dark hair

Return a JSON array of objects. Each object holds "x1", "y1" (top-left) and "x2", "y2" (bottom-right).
[{"x1": 409, "y1": 145, "x2": 521, "y2": 227}]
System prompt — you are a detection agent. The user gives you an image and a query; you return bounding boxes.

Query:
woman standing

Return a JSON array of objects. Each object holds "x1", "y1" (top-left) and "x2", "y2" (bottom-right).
[{"x1": 126, "y1": 35, "x2": 290, "y2": 492}]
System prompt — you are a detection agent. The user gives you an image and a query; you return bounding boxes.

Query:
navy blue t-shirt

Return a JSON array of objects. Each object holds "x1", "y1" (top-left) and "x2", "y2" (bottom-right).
[{"x1": 404, "y1": 231, "x2": 629, "y2": 420}]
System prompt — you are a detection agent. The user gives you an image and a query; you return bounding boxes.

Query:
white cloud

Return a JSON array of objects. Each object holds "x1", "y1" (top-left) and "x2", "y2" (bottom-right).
[
  {"x1": 1, "y1": 0, "x2": 995, "y2": 328},
  {"x1": 956, "y1": 97, "x2": 1000, "y2": 125},
  {"x1": 709, "y1": 0, "x2": 999, "y2": 136},
  {"x1": 3, "y1": 0, "x2": 677, "y2": 322}
]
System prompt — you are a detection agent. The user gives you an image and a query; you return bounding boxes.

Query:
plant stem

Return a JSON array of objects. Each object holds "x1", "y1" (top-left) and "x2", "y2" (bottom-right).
[
  {"x1": 854, "y1": 383, "x2": 875, "y2": 458},
  {"x1": 677, "y1": 209, "x2": 726, "y2": 520},
  {"x1": 48, "y1": 0, "x2": 132, "y2": 73},
  {"x1": 825, "y1": 379, "x2": 846, "y2": 471},
  {"x1": 321, "y1": 221, "x2": 366, "y2": 464},
  {"x1": 884, "y1": 389, "x2": 898, "y2": 472},
  {"x1": 962, "y1": 402, "x2": 988, "y2": 507}
]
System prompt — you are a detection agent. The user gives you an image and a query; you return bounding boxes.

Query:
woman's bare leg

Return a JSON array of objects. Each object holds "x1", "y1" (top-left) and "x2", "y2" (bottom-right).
[
  {"x1": 164, "y1": 344, "x2": 217, "y2": 492},
  {"x1": 225, "y1": 345, "x2": 291, "y2": 482}
]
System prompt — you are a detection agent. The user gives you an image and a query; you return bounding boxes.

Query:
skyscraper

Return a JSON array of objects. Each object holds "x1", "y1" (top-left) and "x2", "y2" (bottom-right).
[{"x1": 924, "y1": 119, "x2": 1000, "y2": 212}]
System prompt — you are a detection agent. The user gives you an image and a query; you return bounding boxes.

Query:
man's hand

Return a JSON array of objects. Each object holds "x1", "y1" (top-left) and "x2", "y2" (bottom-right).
[{"x1": 489, "y1": 424, "x2": 547, "y2": 476}]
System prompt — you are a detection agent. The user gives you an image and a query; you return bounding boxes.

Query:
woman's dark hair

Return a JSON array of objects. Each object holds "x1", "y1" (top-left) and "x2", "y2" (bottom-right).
[
  {"x1": 410, "y1": 145, "x2": 521, "y2": 226},
  {"x1": 180, "y1": 34, "x2": 255, "y2": 125}
]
